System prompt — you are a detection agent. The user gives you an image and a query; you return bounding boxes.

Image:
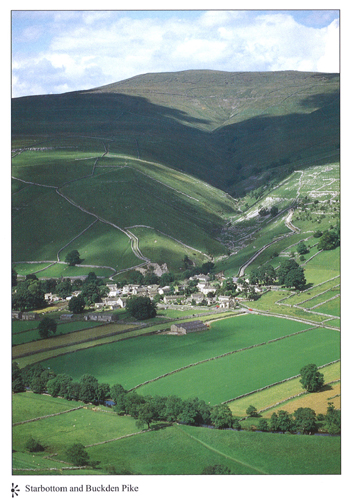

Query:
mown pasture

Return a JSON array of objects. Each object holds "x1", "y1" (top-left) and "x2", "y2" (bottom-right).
[
  {"x1": 137, "y1": 327, "x2": 340, "y2": 404},
  {"x1": 12, "y1": 391, "x2": 83, "y2": 423},
  {"x1": 261, "y1": 381, "x2": 341, "y2": 417},
  {"x1": 37, "y1": 314, "x2": 340, "y2": 405},
  {"x1": 228, "y1": 361, "x2": 340, "y2": 416},
  {"x1": 12, "y1": 321, "x2": 102, "y2": 346}
]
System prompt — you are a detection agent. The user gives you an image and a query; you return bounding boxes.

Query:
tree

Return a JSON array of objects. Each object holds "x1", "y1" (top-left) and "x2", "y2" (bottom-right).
[
  {"x1": 257, "y1": 418, "x2": 269, "y2": 432},
  {"x1": 12, "y1": 268, "x2": 18, "y2": 287},
  {"x1": 79, "y1": 374, "x2": 99, "y2": 403},
  {"x1": 246, "y1": 405, "x2": 258, "y2": 417},
  {"x1": 65, "y1": 250, "x2": 81, "y2": 266},
  {"x1": 12, "y1": 361, "x2": 25, "y2": 393},
  {"x1": 296, "y1": 241, "x2": 308, "y2": 255},
  {"x1": 125, "y1": 296, "x2": 157, "y2": 320},
  {"x1": 201, "y1": 465, "x2": 231, "y2": 475},
  {"x1": 68, "y1": 294, "x2": 86, "y2": 314},
  {"x1": 47, "y1": 374, "x2": 73, "y2": 398},
  {"x1": 325, "y1": 402, "x2": 341, "y2": 434},
  {"x1": 55, "y1": 279, "x2": 72, "y2": 299},
  {"x1": 293, "y1": 407, "x2": 318, "y2": 434},
  {"x1": 81, "y1": 282, "x2": 102, "y2": 306},
  {"x1": 96, "y1": 383, "x2": 110, "y2": 404},
  {"x1": 12, "y1": 279, "x2": 46, "y2": 311},
  {"x1": 269, "y1": 412, "x2": 279, "y2": 432},
  {"x1": 300, "y1": 364, "x2": 324, "y2": 392},
  {"x1": 317, "y1": 229, "x2": 340, "y2": 251},
  {"x1": 135, "y1": 402, "x2": 155, "y2": 429},
  {"x1": 270, "y1": 206, "x2": 279, "y2": 217},
  {"x1": 38, "y1": 317, "x2": 57, "y2": 339},
  {"x1": 277, "y1": 259, "x2": 299, "y2": 285},
  {"x1": 164, "y1": 395, "x2": 184, "y2": 422},
  {"x1": 25, "y1": 437, "x2": 44, "y2": 452},
  {"x1": 66, "y1": 443, "x2": 90, "y2": 466},
  {"x1": 211, "y1": 404, "x2": 234, "y2": 429},
  {"x1": 276, "y1": 410, "x2": 294, "y2": 433},
  {"x1": 284, "y1": 266, "x2": 306, "y2": 290}
]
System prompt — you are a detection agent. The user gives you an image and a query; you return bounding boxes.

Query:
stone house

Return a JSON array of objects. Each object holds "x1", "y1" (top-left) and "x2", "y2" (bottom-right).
[
  {"x1": 170, "y1": 320, "x2": 208, "y2": 335},
  {"x1": 217, "y1": 296, "x2": 236, "y2": 308}
]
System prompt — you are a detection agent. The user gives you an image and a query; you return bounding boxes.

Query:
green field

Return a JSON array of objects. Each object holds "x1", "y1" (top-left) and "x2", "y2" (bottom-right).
[
  {"x1": 36, "y1": 314, "x2": 340, "y2": 405},
  {"x1": 137, "y1": 327, "x2": 339, "y2": 404},
  {"x1": 12, "y1": 394, "x2": 340, "y2": 475},
  {"x1": 12, "y1": 321, "x2": 101, "y2": 346}
]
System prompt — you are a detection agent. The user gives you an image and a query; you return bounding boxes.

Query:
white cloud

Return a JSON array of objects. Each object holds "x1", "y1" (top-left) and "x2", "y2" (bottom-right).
[{"x1": 12, "y1": 10, "x2": 339, "y2": 97}]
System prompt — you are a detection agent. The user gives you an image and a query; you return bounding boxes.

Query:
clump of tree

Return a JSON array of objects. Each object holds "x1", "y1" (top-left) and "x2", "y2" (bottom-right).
[
  {"x1": 25, "y1": 437, "x2": 45, "y2": 452},
  {"x1": 296, "y1": 241, "x2": 309, "y2": 255},
  {"x1": 277, "y1": 260, "x2": 306, "y2": 290},
  {"x1": 21, "y1": 364, "x2": 56, "y2": 394},
  {"x1": 270, "y1": 206, "x2": 279, "y2": 217},
  {"x1": 324, "y1": 402, "x2": 341, "y2": 434},
  {"x1": 300, "y1": 364, "x2": 325, "y2": 393},
  {"x1": 65, "y1": 250, "x2": 81, "y2": 266},
  {"x1": 12, "y1": 361, "x2": 25, "y2": 393},
  {"x1": 12, "y1": 278, "x2": 46, "y2": 311},
  {"x1": 65, "y1": 442, "x2": 99, "y2": 468},
  {"x1": 80, "y1": 272, "x2": 109, "y2": 306},
  {"x1": 201, "y1": 465, "x2": 232, "y2": 475},
  {"x1": 68, "y1": 294, "x2": 86, "y2": 314},
  {"x1": 258, "y1": 207, "x2": 269, "y2": 216},
  {"x1": 126, "y1": 296, "x2": 157, "y2": 320},
  {"x1": 38, "y1": 317, "x2": 57, "y2": 339},
  {"x1": 249, "y1": 264, "x2": 276, "y2": 286},
  {"x1": 317, "y1": 225, "x2": 340, "y2": 251},
  {"x1": 246, "y1": 405, "x2": 259, "y2": 417}
]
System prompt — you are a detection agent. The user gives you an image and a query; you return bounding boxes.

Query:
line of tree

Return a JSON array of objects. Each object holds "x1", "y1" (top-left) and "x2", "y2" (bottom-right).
[
  {"x1": 12, "y1": 363, "x2": 340, "y2": 434},
  {"x1": 12, "y1": 271, "x2": 109, "y2": 312},
  {"x1": 256, "y1": 403, "x2": 340, "y2": 435}
]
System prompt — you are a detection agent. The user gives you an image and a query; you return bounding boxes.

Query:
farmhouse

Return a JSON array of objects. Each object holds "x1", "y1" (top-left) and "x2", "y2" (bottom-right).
[
  {"x1": 60, "y1": 314, "x2": 74, "y2": 320},
  {"x1": 116, "y1": 297, "x2": 127, "y2": 308},
  {"x1": 163, "y1": 295, "x2": 181, "y2": 305},
  {"x1": 21, "y1": 312, "x2": 39, "y2": 320},
  {"x1": 218, "y1": 296, "x2": 236, "y2": 308},
  {"x1": 170, "y1": 320, "x2": 208, "y2": 335},
  {"x1": 84, "y1": 313, "x2": 117, "y2": 322}
]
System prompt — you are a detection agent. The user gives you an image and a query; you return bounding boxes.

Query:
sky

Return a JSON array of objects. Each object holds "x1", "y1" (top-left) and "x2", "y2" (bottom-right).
[{"x1": 11, "y1": 9, "x2": 340, "y2": 98}]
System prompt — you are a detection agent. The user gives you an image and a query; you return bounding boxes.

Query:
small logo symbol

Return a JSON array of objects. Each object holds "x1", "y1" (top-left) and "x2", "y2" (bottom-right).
[{"x1": 11, "y1": 484, "x2": 20, "y2": 498}]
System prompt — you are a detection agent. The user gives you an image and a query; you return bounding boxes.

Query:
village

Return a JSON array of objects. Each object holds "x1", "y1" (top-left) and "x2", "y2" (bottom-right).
[{"x1": 11, "y1": 270, "x2": 264, "y2": 324}]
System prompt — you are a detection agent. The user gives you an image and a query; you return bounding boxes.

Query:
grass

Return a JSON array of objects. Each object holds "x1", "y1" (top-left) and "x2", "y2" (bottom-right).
[
  {"x1": 12, "y1": 392, "x2": 83, "y2": 423},
  {"x1": 228, "y1": 361, "x2": 340, "y2": 416},
  {"x1": 180, "y1": 425, "x2": 340, "y2": 475},
  {"x1": 12, "y1": 391, "x2": 341, "y2": 475},
  {"x1": 137, "y1": 328, "x2": 340, "y2": 404},
  {"x1": 261, "y1": 381, "x2": 341, "y2": 417},
  {"x1": 12, "y1": 405, "x2": 138, "y2": 454},
  {"x1": 312, "y1": 296, "x2": 340, "y2": 317},
  {"x1": 303, "y1": 247, "x2": 340, "y2": 285},
  {"x1": 12, "y1": 321, "x2": 102, "y2": 346},
  {"x1": 31, "y1": 314, "x2": 316, "y2": 391}
]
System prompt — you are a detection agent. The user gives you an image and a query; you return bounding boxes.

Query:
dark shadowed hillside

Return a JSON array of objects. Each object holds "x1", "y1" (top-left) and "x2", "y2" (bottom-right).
[{"x1": 12, "y1": 70, "x2": 339, "y2": 196}]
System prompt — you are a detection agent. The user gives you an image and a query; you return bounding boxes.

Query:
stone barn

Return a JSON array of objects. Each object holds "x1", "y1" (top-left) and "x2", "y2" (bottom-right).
[{"x1": 170, "y1": 320, "x2": 208, "y2": 335}]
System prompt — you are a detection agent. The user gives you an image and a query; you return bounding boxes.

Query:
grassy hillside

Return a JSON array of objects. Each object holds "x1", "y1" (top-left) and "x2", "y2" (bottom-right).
[
  {"x1": 13, "y1": 392, "x2": 340, "y2": 475},
  {"x1": 12, "y1": 70, "x2": 339, "y2": 277}
]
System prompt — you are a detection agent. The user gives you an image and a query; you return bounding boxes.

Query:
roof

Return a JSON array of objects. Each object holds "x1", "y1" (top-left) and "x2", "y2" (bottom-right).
[{"x1": 173, "y1": 320, "x2": 206, "y2": 329}]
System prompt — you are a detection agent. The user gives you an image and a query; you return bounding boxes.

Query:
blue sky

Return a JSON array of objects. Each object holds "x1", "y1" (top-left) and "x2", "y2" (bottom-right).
[{"x1": 12, "y1": 9, "x2": 340, "y2": 97}]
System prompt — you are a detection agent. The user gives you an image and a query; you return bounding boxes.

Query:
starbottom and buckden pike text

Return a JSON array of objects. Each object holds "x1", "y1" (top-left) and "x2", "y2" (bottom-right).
[{"x1": 25, "y1": 484, "x2": 139, "y2": 493}]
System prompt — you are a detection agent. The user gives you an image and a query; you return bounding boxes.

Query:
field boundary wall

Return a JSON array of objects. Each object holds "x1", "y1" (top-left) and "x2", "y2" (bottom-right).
[
  {"x1": 223, "y1": 359, "x2": 340, "y2": 405},
  {"x1": 129, "y1": 326, "x2": 320, "y2": 392}
]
